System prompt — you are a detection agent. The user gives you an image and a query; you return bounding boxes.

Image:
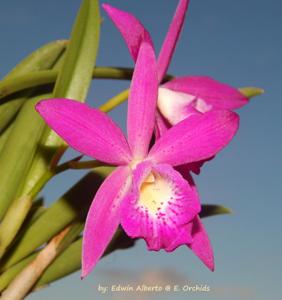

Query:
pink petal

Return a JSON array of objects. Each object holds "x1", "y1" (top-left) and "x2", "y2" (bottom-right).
[
  {"x1": 82, "y1": 166, "x2": 131, "y2": 278},
  {"x1": 148, "y1": 110, "x2": 239, "y2": 166},
  {"x1": 36, "y1": 99, "x2": 132, "y2": 165},
  {"x1": 177, "y1": 156, "x2": 215, "y2": 175},
  {"x1": 127, "y1": 43, "x2": 158, "y2": 159},
  {"x1": 175, "y1": 164, "x2": 198, "y2": 191},
  {"x1": 102, "y1": 3, "x2": 154, "y2": 62},
  {"x1": 185, "y1": 160, "x2": 210, "y2": 175},
  {"x1": 120, "y1": 161, "x2": 200, "y2": 252},
  {"x1": 170, "y1": 166, "x2": 214, "y2": 270},
  {"x1": 157, "y1": 0, "x2": 190, "y2": 81},
  {"x1": 154, "y1": 111, "x2": 170, "y2": 140},
  {"x1": 164, "y1": 76, "x2": 249, "y2": 110},
  {"x1": 187, "y1": 215, "x2": 214, "y2": 271}
]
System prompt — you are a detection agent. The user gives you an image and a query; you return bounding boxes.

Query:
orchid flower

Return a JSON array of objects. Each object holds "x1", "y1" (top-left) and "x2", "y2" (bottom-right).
[
  {"x1": 36, "y1": 43, "x2": 239, "y2": 277},
  {"x1": 102, "y1": 0, "x2": 247, "y2": 175},
  {"x1": 103, "y1": 0, "x2": 248, "y2": 136}
]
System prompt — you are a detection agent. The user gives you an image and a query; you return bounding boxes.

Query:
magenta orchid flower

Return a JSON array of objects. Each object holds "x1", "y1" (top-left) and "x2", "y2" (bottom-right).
[
  {"x1": 102, "y1": 0, "x2": 247, "y2": 175},
  {"x1": 102, "y1": 0, "x2": 248, "y2": 136},
  {"x1": 36, "y1": 43, "x2": 239, "y2": 277}
]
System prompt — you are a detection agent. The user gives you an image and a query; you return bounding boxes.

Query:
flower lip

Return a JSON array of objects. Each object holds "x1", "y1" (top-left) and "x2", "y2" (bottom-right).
[
  {"x1": 120, "y1": 161, "x2": 201, "y2": 251},
  {"x1": 138, "y1": 170, "x2": 174, "y2": 216}
]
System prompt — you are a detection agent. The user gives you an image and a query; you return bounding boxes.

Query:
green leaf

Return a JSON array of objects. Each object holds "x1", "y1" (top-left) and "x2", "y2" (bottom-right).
[
  {"x1": 0, "y1": 1, "x2": 101, "y2": 259},
  {"x1": 0, "y1": 46, "x2": 66, "y2": 253},
  {"x1": 19, "y1": 199, "x2": 46, "y2": 230},
  {"x1": 53, "y1": 0, "x2": 100, "y2": 100},
  {"x1": 0, "y1": 123, "x2": 13, "y2": 153},
  {"x1": 0, "y1": 167, "x2": 113, "y2": 271},
  {"x1": 239, "y1": 86, "x2": 264, "y2": 99},
  {"x1": 3, "y1": 41, "x2": 68, "y2": 80},
  {"x1": 0, "y1": 98, "x2": 26, "y2": 134},
  {"x1": 0, "y1": 49, "x2": 67, "y2": 256},
  {"x1": 36, "y1": 228, "x2": 135, "y2": 288},
  {"x1": 56, "y1": 222, "x2": 84, "y2": 254},
  {"x1": 0, "y1": 227, "x2": 135, "y2": 292},
  {"x1": 20, "y1": 0, "x2": 101, "y2": 198},
  {"x1": 0, "y1": 93, "x2": 52, "y2": 221},
  {"x1": 0, "y1": 71, "x2": 57, "y2": 100},
  {"x1": 0, "y1": 41, "x2": 67, "y2": 133},
  {"x1": 200, "y1": 204, "x2": 232, "y2": 218}
]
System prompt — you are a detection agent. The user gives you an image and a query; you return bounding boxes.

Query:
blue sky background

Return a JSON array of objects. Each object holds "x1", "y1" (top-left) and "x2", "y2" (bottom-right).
[{"x1": 0, "y1": 0, "x2": 281, "y2": 299}]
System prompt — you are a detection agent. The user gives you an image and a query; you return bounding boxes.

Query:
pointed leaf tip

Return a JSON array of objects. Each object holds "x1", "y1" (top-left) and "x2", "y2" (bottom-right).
[
  {"x1": 239, "y1": 87, "x2": 264, "y2": 99},
  {"x1": 53, "y1": 0, "x2": 100, "y2": 101},
  {"x1": 200, "y1": 204, "x2": 232, "y2": 218}
]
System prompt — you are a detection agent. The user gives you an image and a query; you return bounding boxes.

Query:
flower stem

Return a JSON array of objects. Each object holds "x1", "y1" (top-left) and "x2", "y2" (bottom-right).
[
  {"x1": 92, "y1": 66, "x2": 133, "y2": 80},
  {"x1": 0, "y1": 66, "x2": 175, "y2": 101},
  {"x1": 99, "y1": 89, "x2": 129, "y2": 113},
  {"x1": 28, "y1": 157, "x2": 106, "y2": 199},
  {"x1": 68, "y1": 159, "x2": 109, "y2": 169},
  {"x1": 0, "y1": 67, "x2": 133, "y2": 100}
]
